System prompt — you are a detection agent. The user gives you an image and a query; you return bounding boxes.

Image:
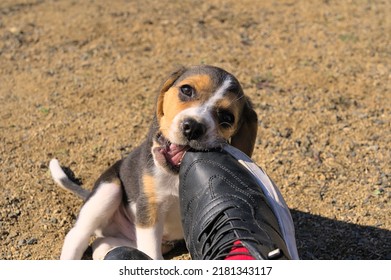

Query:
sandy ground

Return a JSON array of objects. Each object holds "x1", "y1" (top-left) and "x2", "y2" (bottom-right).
[{"x1": 0, "y1": 0, "x2": 390, "y2": 260}]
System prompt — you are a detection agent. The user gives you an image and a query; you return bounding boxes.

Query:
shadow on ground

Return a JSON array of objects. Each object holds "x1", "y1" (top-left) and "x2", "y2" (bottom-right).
[{"x1": 292, "y1": 210, "x2": 391, "y2": 260}]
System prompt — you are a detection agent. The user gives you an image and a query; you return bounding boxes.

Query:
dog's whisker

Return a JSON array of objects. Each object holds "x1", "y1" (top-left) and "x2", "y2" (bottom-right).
[{"x1": 227, "y1": 94, "x2": 245, "y2": 107}]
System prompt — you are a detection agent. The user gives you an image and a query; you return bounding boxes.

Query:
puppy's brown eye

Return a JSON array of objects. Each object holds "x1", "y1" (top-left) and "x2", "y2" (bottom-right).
[
  {"x1": 179, "y1": 85, "x2": 195, "y2": 100},
  {"x1": 218, "y1": 110, "x2": 235, "y2": 128}
]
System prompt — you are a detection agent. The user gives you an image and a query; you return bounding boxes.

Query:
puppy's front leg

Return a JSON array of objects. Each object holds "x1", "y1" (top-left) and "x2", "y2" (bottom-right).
[
  {"x1": 135, "y1": 220, "x2": 164, "y2": 260},
  {"x1": 133, "y1": 174, "x2": 166, "y2": 259}
]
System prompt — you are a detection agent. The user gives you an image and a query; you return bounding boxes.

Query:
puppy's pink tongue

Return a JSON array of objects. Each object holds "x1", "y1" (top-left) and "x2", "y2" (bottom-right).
[{"x1": 166, "y1": 144, "x2": 189, "y2": 166}]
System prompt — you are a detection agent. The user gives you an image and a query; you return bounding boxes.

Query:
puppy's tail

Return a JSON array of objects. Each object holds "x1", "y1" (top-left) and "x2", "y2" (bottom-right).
[{"x1": 49, "y1": 159, "x2": 90, "y2": 200}]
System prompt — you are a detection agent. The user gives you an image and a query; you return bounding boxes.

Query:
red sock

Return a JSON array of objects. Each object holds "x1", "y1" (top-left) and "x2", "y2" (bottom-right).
[{"x1": 224, "y1": 241, "x2": 256, "y2": 260}]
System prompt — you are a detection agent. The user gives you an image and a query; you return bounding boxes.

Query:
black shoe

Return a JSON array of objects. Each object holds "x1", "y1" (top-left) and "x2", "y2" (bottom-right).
[
  {"x1": 179, "y1": 146, "x2": 299, "y2": 260},
  {"x1": 104, "y1": 246, "x2": 152, "y2": 260}
]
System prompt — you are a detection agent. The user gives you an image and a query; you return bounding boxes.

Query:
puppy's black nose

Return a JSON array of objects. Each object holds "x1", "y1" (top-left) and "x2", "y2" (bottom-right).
[{"x1": 182, "y1": 118, "x2": 206, "y2": 141}]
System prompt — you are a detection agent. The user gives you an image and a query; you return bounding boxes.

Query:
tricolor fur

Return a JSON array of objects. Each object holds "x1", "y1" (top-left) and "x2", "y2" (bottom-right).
[{"x1": 49, "y1": 65, "x2": 258, "y2": 259}]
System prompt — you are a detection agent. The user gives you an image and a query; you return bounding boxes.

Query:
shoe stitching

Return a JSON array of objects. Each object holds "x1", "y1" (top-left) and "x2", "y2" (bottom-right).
[
  {"x1": 193, "y1": 196, "x2": 279, "y2": 259},
  {"x1": 183, "y1": 157, "x2": 261, "y2": 203}
]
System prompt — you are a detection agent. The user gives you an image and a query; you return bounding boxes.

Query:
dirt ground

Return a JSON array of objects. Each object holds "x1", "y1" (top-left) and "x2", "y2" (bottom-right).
[{"x1": 0, "y1": 0, "x2": 390, "y2": 260}]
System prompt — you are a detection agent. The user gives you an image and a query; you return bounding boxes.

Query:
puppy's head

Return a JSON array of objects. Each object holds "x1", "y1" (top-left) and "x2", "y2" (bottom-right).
[{"x1": 153, "y1": 65, "x2": 258, "y2": 173}]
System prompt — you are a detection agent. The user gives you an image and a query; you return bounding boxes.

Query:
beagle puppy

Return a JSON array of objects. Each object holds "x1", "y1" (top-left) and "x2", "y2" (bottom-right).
[{"x1": 49, "y1": 65, "x2": 258, "y2": 260}]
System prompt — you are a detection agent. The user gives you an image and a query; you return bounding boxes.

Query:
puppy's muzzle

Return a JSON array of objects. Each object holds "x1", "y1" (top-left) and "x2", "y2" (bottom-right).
[{"x1": 181, "y1": 118, "x2": 206, "y2": 141}]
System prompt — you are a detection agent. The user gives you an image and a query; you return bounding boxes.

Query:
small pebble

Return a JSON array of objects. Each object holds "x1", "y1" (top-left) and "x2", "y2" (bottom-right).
[
  {"x1": 27, "y1": 238, "x2": 38, "y2": 245},
  {"x1": 18, "y1": 239, "x2": 27, "y2": 246}
]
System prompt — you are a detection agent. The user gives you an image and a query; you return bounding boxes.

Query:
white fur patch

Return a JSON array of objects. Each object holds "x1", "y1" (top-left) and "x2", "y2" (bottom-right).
[
  {"x1": 49, "y1": 158, "x2": 90, "y2": 199},
  {"x1": 203, "y1": 77, "x2": 232, "y2": 109},
  {"x1": 136, "y1": 222, "x2": 164, "y2": 260},
  {"x1": 49, "y1": 158, "x2": 67, "y2": 183}
]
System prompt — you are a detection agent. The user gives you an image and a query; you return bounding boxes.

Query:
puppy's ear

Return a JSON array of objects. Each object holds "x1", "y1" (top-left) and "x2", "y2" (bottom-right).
[
  {"x1": 231, "y1": 100, "x2": 258, "y2": 157},
  {"x1": 157, "y1": 67, "x2": 187, "y2": 119}
]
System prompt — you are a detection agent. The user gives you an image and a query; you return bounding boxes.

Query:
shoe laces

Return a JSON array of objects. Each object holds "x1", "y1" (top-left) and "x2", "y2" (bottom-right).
[{"x1": 197, "y1": 206, "x2": 259, "y2": 260}]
